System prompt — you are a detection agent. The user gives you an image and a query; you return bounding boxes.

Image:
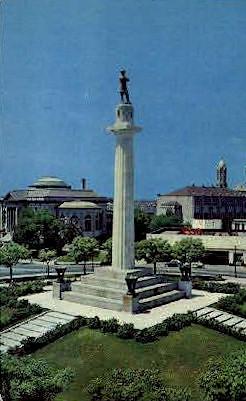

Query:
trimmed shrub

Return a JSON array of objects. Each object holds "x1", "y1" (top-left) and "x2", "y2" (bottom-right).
[
  {"x1": 216, "y1": 289, "x2": 246, "y2": 318},
  {"x1": 87, "y1": 315, "x2": 101, "y2": 329},
  {"x1": 100, "y1": 318, "x2": 119, "y2": 333},
  {"x1": 193, "y1": 280, "x2": 240, "y2": 294},
  {"x1": 193, "y1": 315, "x2": 246, "y2": 342},
  {"x1": 117, "y1": 323, "x2": 136, "y2": 339},
  {"x1": 198, "y1": 349, "x2": 246, "y2": 401},
  {"x1": 135, "y1": 327, "x2": 158, "y2": 343}
]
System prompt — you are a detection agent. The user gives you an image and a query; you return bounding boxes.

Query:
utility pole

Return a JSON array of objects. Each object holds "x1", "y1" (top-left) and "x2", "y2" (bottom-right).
[{"x1": 234, "y1": 245, "x2": 237, "y2": 278}]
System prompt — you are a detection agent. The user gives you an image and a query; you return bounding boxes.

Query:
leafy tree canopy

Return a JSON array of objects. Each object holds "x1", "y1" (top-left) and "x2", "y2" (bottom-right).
[
  {"x1": 100, "y1": 237, "x2": 112, "y2": 265},
  {"x1": 0, "y1": 242, "x2": 29, "y2": 281},
  {"x1": 69, "y1": 236, "x2": 99, "y2": 264},
  {"x1": 0, "y1": 353, "x2": 73, "y2": 401},
  {"x1": 13, "y1": 208, "x2": 65, "y2": 252},
  {"x1": 134, "y1": 208, "x2": 151, "y2": 241},
  {"x1": 135, "y1": 238, "x2": 172, "y2": 268},
  {"x1": 172, "y1": 238, "x2": 205, "y2": 263},
  {"x1": 149, "y1": 213, "x2": 183, "y2": 232}
]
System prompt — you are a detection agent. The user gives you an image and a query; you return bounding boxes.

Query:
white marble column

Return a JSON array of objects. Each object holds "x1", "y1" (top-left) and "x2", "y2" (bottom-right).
[{"x1": 107, "y1": 104, "x2": 141, "y2": 271}]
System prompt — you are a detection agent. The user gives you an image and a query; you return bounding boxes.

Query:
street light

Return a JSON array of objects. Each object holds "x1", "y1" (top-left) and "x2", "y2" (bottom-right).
[{"x1": 234, "y1": 245, "x2": 237, "y2": 278}]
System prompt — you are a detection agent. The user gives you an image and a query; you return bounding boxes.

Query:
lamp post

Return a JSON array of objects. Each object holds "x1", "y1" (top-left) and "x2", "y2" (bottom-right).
[{"x1": 234, "y1": 245, "x2": 237, "y2": 278}]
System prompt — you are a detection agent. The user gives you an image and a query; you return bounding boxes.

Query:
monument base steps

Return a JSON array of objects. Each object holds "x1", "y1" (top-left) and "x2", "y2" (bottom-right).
[{"x1": 61, "y1": 268, "x2": 187, "y2": 313}]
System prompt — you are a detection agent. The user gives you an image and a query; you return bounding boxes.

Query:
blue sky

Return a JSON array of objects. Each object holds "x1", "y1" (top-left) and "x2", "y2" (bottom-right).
[{"x1": 1, "y1": 0, "x2": 246, "y2": 198}]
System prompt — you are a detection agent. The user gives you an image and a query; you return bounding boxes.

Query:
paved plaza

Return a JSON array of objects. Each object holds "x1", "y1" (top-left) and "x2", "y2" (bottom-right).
[{"x1": 20, "y1": 287, "x2": 231, "y2": 329}]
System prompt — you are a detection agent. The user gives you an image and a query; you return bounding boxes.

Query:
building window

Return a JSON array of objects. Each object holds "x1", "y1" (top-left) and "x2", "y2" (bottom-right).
[
  {"x1": 85, "y1": 215, "x2": 92, "y2": 231},
  {"x1": 95, "y1": 213, "x2": 100, "y2": 230}
]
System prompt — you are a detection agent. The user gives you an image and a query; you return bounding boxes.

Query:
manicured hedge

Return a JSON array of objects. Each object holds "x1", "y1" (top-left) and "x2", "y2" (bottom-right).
[
  {"x1": 0, "y1": 281, "x2": 45, "y2": 329},
  {"x1": 216, "y1": 289, "x2": 246, "y2": 318},
  {"x1": 192, "y1": 280, "x2": 240, "y2": 294},
  {"x1": 0, "y1": 281, "x2": 45, "y2": 305},
  {"x1": 193, "y1": 315, "x2": 246, "y2": 342},
  {"x1": 9, "y1": 313, "x2": 195, "y2": 355}
]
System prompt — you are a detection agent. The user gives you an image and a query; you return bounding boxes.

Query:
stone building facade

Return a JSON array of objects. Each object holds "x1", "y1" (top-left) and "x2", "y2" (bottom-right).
[{"x1": 0, "y1": 176, "x2": 112, "y2": 238}]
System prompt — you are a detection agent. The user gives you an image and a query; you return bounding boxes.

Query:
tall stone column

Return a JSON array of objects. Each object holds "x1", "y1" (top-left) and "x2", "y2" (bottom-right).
[{"x1": 107, "y1": 103, "x2": 141, "y2": 271}]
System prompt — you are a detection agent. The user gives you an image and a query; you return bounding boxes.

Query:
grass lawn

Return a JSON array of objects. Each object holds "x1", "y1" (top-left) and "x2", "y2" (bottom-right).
[{"x1": 34, "y1": 324, "x2": 244, "y2": 401}]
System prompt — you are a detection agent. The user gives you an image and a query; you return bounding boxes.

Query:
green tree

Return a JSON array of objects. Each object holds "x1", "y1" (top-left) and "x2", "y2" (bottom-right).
[
  {"x1": 101, "y1": 237, "x2": 112, "y2": 265},
  {"x1": 88, "y1": 368, "x2": 190, "y2": 401},
  {"x1": 69, "y1": 237, "x2": 99, "y2": 274},
  {"x1": 39, "y1": 249, "x2": 57, "y2": 278},
  {"x1": 172, "y1": 238, "x2": 205, "y2": 263},
  {"x1": 0, "y1": 242, "x2": 29, "y2": 282},
  {"x1": 135, "y1": 238, "x2": 172, "y2": 274},
  {"x1": 149, "y1": 213, "x2": 183, "y2": 232},
  {"x1": 134, "y1": 208, "x2": 151, "y2": 241},
  {"x1": 13, "y1": 208, "x2": 65, "y2": 252},
  {"x1": 199, "y1": 349, "x2": 246, "y2": 401},
  {"x1": 0, "y1": 353, "x2": 73, "y2": 401}
]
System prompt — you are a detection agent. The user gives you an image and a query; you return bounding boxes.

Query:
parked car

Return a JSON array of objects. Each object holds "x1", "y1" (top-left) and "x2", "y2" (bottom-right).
[
  {"x1": 191, "y1": 261, "x2": 204, "y2": 268},
  {"x1": 167, "y1": 259, "x2": 181, "y2": 267}
]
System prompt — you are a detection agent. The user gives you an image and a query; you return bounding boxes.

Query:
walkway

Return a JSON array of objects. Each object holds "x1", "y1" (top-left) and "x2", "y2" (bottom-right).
[
  {"x1": 0, "y1": 310, "x2": 76, "y2": 353},
  {"x1": 194, "y1": 306, "x2": 246, "y2": 334}
]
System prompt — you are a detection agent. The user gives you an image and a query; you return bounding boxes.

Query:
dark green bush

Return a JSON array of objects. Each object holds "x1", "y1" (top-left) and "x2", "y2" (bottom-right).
[
  {"x1": 0, "y1": 352, "x2": 73, "y2": 401},
  {"x1": 216, "y1": 289, "x2": 246, "y2": 318},
  {"x1": 135, "y1": 327, "x2": 158, "y2": 343},
  {"x1": 198, "y1": 349, "x2": 246, "y2": 401},
  {"x1": 87, "y1": 315, "x2": 101, "y2": 329},
  {"x1": 194, "y1": 315, "x2": 246, "y2": 342},
  {"x1": 193, "y1": 281, "x2": 240, "y2": 294},
  {"x1": 100, "y1": 318, "x2": 119, "y2": 333},
  {"x1": 87, "y1": 368, "x2": 191, "y2": 401},
  {"x1": 117, "y1": 323, "x2": 136, "y2": 339}
]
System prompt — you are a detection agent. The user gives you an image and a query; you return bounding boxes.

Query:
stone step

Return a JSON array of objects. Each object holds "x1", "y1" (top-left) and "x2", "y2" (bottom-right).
[
  {"x1": 135, "y1": 275, "x2": 166, "y2": 289},
  {"x1": 0, "y1": 344, "x2": 9, "y2": 353},
  {"x1": 0, "y1": 336, "x2": 21, "y2": 348},
  {"x1": 0, "y1": 331, "x2": 26, "y2": 342},
  {"x1": 136, "y1": 282, "x2": 177, "y2": 299},
  {"x1": 36, "y1": 315, "x2": 70, "y2": 325},
  {"x1": 11, "y1": 326, "x2": 42, "y2": 337},
  {"x1": 47, "y1": 311, "x2": 75, "y2": 321},
  {"x1": 138, "y1": 290, "x2": 185, "y2": 311},
  {"x1": 63, "y1": 291, "x2": 123, "y2": 311},
  {"x1": 21, "y1": 322, "x2": 52, "y2": 333},
  {"x1": 31, "y1": 319, "x2": 60, "y2": 328},
  {"x1": 74, "y1": 277, "x2": 127, "y2": 291},
  {"x1": 70, "y1": 283, "x2": 125, "y2": 300}
]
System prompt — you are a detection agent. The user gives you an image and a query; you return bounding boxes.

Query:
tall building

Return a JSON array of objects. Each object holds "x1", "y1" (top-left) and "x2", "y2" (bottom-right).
[{"x1": 157, "y1": 160, "x2": 246, "y2": 232}]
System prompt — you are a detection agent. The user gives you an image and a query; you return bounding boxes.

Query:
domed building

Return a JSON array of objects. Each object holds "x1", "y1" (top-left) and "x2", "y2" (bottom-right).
[{"x1": 0, "y1": 176, "x2": 113, "y2": 237}]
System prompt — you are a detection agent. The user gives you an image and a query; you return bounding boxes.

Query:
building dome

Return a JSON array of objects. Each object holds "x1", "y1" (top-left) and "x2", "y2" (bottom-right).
[{"x1": 29, "y1": 176, "x2": 71, "y2": 189}]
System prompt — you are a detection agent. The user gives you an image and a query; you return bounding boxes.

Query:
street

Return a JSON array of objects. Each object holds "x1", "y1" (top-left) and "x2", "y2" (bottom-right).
[{"x1": 0, "y1": 262, "x2": 246, "y2": 279}]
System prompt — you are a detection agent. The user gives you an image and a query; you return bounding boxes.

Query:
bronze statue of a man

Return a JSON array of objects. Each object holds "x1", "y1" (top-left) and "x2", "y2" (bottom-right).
[{"x1": 119, "y1": 70, "x2": 131, "y2": 104}]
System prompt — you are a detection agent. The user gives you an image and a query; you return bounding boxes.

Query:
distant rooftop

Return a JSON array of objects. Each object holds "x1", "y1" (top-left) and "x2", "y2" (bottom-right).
[
  {"x1": 160, "y1": 186, "x2": 246, "y2": 197},
  {"x1": 59, "y1": 201, "x2": 101, "y2": 209}
]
